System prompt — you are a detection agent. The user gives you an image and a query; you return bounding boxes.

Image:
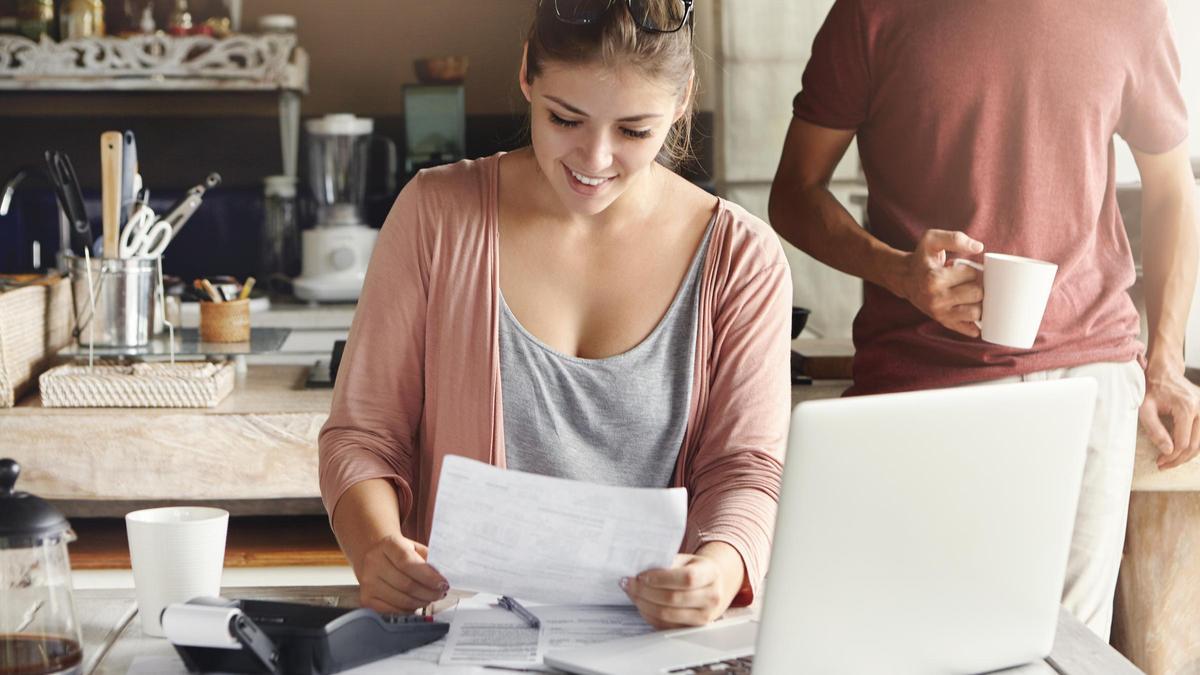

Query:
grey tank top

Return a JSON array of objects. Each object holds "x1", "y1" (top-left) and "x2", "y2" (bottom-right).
[{"x1": 499, "y1": 217, "x2": 715, "y2": 488}]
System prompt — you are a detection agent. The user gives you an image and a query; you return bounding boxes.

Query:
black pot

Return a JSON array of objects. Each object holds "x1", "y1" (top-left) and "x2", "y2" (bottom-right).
[{"x1": 792, "y1": 307, "x2": 811, "y2": 339}]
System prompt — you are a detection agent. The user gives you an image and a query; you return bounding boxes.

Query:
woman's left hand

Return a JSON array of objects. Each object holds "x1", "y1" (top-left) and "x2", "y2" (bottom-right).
[{"x1": 621, "y1": 542, "x2": 745, "y2": 630}]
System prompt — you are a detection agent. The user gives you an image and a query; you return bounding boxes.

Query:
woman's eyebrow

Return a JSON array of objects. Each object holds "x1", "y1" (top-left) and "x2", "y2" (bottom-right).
[{"x1": 544, "y1": 95, "x2": 663, "y2": 123}]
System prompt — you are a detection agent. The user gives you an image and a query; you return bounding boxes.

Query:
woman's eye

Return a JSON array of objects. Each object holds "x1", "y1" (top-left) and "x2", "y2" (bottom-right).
[
  {"x1": 549, "y1": 112, "x2": 580, "y2": 128},
  {"x1": 622, "y1": 128, "x2": 653, "y2": 140}
]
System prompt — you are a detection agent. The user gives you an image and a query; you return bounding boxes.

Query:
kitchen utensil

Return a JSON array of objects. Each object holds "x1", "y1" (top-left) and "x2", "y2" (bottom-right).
[
  {"x1": 119, "y1": 130, "x2": 138, "y2": 230},
  {"x1": 119, "y1": 203, "x2": 172, "y2": 259},
  {"x1": 0, "y1": 458, "x2": 85, "y2": 675},
  {"x1": 100, "y1": 131, "x2": 123, "y2": 258},
  {"x1": 43, "y1": 151, "x2": 92, "y2": 256},
  {"x1": 162, "y1": 172, "x2": 221, "y2": 239}
]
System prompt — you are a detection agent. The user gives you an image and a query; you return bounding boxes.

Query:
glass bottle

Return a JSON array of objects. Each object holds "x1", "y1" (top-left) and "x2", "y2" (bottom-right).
[
  {"x1": 16, "y1": 0, "x2": 53, "y2": 41},
  {"x1": 58, "y1": 0, "x2": 104, "y2": 40},
  {"x1": 261, "y1": 175, "x2": 300, "y2": 281},
  {"x1": 136, "y1": 0, "x2": 153, "y2": 33},
  {"x1": 256, "y1": 13, "x2": 294, "y2": 36},
  {"x1": 166, "y1": 0, "x2": 190, "y2": 35}
]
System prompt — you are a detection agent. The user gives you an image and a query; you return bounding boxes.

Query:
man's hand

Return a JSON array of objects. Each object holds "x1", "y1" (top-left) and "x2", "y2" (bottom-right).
[
  {"x1": 621, "y1": 542, "x2": 744, "y2": 630},
  {"x1": 895, "y1": 230, "x2": 986, "y2": 338},
  {"x1": 354, "y1": 533, "x2": 449, "y2": 613},
  {"x1": 1140, "y1": 363, "x2": 1200, "y2": 470}
]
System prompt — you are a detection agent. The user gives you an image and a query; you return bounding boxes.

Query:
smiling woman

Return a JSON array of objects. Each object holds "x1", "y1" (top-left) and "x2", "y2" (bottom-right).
[{"x1": 318, "y1": 0, "x2": 791, "y2": 634}]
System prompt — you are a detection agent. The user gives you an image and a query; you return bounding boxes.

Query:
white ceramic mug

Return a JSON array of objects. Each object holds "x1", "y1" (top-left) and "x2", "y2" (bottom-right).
[
  {"x1": 953, "y1": 253, "x2": 1058, "y2": 349},
  {"x1": 125, "y1": 506, "x2": 229, "y2": 637}
]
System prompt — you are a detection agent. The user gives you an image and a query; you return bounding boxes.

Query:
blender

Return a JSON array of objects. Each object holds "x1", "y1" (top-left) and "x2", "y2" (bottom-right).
[{"x1": 293, "y1": 114, "x2": 396, "y2": 303}]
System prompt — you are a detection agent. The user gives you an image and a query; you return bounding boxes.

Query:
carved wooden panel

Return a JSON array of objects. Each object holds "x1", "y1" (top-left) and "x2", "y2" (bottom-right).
[{"x1": 0, "y1": 34, "x2": 306, "y2": 91}]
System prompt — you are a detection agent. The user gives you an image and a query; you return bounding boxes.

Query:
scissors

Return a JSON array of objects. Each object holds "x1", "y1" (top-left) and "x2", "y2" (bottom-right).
[{"x1": 119, "y1": 202, "x2": 172, "y2": 258}]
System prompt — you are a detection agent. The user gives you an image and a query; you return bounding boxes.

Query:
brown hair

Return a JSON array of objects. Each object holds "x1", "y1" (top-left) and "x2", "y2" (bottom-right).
[{"x1": 525, "y1": 1, "x2": 696, "y2": 168}]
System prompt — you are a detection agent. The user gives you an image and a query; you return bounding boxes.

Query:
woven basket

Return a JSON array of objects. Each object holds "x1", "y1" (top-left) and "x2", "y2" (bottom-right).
[
  {"x1": 39, "y1": 361, "x2": 235, "y2": 408},
  {"x1": 0, "y1": 276, "x2": 73, "y2": 407}
]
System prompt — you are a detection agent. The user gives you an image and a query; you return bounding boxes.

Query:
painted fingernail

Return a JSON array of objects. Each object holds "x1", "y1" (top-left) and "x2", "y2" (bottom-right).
[
  {"x1": 619, "y1": 577, "x2": 630, "y2": 590},
  {"x1": 439, "y1": 582, "x2": 449, "y2": 592}
]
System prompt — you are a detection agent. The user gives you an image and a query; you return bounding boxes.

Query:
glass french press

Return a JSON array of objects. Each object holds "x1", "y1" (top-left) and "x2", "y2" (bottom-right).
[{"x1": 0, "y1": 458, "x2": 83, "y2": 675}]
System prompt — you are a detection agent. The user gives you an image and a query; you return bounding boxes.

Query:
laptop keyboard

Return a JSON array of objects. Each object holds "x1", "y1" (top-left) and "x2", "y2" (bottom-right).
[{"x1": 668, "y1": 655, "x2": 754, "y2": 674}]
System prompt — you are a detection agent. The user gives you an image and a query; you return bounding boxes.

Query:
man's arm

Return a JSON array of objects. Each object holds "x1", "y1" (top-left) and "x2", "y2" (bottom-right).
[
  {"x1": 768, "y1": 119, "x2": 901, "y2": 287},
  {"x1": 768, "y1": 117, "x2": 985, "y2": 337},
  {"x1": 1133, "y1": 139, "x2": 1200, "y2": 469}
]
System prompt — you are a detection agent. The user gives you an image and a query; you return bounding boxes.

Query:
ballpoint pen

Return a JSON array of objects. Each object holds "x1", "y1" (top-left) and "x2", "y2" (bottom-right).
[{"x1": 498, "y1": 595, "x2": 540, "y2": 629}]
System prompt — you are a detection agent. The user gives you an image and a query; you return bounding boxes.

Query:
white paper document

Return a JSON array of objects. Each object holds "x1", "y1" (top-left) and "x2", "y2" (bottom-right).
[
  {"x1": 438, "y1": 595, "x2": 654, "y2": 667},
  {"x1": 427, "y1": 455, "x2": 688, "y2": 605}
]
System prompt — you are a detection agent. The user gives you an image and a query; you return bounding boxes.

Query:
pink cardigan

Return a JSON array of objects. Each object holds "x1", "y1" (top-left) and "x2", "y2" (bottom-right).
[{"x1": 319, "y1": 154, "x2": 791, "y2": 604}]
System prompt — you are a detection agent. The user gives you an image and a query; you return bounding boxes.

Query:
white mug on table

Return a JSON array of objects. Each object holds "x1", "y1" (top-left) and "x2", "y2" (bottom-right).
[
  {"x1": 953, "y1": 253, "x2": 1058, "y2": 349},
  {"x1": 125, "y1": 506, "x2": 228, "y2": 637}
]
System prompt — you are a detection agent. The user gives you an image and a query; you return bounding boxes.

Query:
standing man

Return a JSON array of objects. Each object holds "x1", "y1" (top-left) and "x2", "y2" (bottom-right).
[{"x1": 769, "y1": 0, "x2": 1197, "y2": 639}]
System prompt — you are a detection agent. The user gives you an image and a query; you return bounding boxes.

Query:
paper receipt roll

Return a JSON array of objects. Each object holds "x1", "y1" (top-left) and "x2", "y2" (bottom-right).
[{"x1": 161, "y1": 604, "x2": 244, "y2": 649}]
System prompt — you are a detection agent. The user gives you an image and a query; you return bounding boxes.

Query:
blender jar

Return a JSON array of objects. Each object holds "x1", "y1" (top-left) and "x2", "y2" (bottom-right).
[
  {"x1": 304, "y1": 113, "x2": 397, "y2": 227},
  {"x1": 0, "y1": 459, "x2": 83, "y2": 675}
]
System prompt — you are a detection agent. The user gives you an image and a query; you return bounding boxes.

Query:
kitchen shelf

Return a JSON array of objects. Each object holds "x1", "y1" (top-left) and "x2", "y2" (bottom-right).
[
  {"x1": 0, "y1": 33, "x2": 306, "y2": 91},
  {"x1": 0, "y1": 32, "x2": 308, "y2": 176},
  {"x1": 59, "y1": 326, "x2": 291, "y2": 358}
]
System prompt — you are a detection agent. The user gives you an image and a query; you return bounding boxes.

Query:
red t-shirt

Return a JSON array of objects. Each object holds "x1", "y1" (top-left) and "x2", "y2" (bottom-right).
[{"x1": 793, "y1": 0, "x2": 1188, "y2": 395}]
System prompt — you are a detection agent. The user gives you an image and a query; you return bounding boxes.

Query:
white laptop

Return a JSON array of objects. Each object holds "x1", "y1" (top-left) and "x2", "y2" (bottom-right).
[{"x1": 545, "y1": 378, "x2": 1097, "y2": 675}]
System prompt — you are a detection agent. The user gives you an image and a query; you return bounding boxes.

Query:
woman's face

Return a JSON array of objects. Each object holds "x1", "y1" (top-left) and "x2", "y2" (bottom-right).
[{"x1": 521, "y1": 55, "x2": 687, "y2": 217}]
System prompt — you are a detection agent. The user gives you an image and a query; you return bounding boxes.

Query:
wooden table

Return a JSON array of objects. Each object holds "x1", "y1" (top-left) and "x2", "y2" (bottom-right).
[{"x1": 73, "y1": 586, "x2": 1139, "y2": 674}]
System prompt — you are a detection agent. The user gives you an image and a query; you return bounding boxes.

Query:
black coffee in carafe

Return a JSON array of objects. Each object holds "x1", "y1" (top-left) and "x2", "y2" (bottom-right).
[{"x1": 0, "y1": 634, "x2": 82, "y2": 675}]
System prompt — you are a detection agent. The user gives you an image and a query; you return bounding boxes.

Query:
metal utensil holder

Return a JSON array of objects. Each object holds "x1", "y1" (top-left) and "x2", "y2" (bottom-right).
[{"x1": 67, "y1": 254, "x2": 159, "y2": 349}]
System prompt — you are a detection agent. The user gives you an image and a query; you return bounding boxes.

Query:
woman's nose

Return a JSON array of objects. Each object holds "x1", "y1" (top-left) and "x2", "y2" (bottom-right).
[{"x1": 576, "y1": 130, "x2": 614, "y2": 173}]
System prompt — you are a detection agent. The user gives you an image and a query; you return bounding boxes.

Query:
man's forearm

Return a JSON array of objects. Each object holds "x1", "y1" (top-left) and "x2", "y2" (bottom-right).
[
  {"x1": 1142, "y1": 176, "x2": 1198, "y2": 370},
  {"x1": 769, "y1": 183, "x2": 908, "y2": 297}
]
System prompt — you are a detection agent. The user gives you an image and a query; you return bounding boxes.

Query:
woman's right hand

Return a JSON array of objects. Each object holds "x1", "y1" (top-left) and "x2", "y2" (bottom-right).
[{"x1": 354, "y1": 533, "x2": 449, "y2": 613}]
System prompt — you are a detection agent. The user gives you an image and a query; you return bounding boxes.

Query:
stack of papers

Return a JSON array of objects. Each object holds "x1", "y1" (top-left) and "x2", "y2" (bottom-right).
[
  {"x1": 336, "y1": 595, "x2": 655, "y2": 673},
  {"x1": 437, "y1": 595, "x2": 655, "y2": 668}
]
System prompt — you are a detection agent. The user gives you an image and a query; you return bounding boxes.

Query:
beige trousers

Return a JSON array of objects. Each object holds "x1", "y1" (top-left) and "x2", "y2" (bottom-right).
[{"x1": 970, "y1": 360, "x2": 1145, "y2": 640}]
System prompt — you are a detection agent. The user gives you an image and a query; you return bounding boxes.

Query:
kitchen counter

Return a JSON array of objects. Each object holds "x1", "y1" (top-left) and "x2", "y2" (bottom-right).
[
  {"x1": 6, "y1": 339, "x2": 1200, "y2": 507},
  {"x1": 1, "y1": 364, "x2": 329, "y2": 514}
]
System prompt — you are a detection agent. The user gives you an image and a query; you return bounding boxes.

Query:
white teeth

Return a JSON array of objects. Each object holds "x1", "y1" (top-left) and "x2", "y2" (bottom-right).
[{"x1": 570, "y1": 169, "x2": 608, "y2": 187}]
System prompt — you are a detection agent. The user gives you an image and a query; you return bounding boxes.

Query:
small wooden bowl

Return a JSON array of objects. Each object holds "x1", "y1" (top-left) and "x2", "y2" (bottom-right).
[
  {"x1": 199, "y1": 299, "x2": 250, "y2": 343},
  {"x1": 414, "y1": 56, "x2": 469, "y2": 84}
]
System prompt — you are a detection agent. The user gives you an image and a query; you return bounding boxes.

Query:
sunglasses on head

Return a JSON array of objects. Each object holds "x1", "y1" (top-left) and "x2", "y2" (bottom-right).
[{"x1": 545, "y1": 0, "x2": 694, "y2": 34}]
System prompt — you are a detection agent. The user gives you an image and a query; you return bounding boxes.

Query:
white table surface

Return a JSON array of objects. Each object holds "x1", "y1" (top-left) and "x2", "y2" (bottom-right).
[{"x1": 74, "y1": 586, "x2": 1140, "y2": 674}]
